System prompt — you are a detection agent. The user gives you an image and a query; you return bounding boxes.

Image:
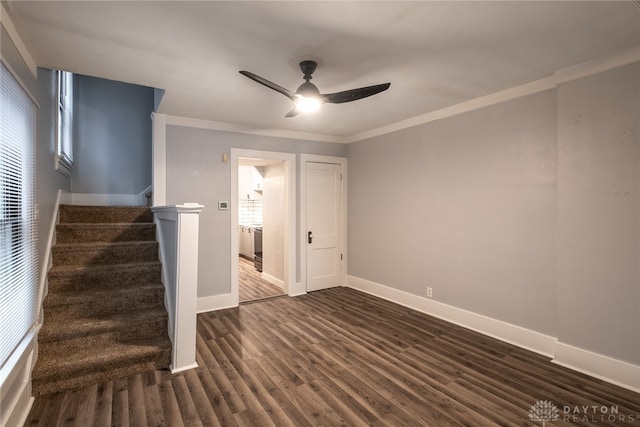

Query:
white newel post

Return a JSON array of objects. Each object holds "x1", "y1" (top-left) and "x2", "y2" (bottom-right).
[{"x1": 151, "y1": 203, "x2": 204, "y2": 373}]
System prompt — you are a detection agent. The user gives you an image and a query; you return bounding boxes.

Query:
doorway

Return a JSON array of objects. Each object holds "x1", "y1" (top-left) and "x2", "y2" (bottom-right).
[{"x1": 231, "y1": 149, "x2": 297, "y2": 305}]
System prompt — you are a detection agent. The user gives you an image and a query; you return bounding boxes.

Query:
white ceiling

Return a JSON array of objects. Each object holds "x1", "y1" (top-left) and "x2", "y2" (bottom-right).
[{"x1": 7, "y1": 1, "x2": 640, "y2": 140}]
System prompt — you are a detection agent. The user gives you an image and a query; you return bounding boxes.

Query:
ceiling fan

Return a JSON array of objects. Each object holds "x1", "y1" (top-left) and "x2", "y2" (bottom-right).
[{"x1": 239, "y1": 60, "x2": 391, "y2": 117}]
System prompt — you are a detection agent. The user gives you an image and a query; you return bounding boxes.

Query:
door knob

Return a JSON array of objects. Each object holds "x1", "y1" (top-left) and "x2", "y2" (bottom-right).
[{"x1": 308, "y1": 231, "x2": 313, "y2": 244}]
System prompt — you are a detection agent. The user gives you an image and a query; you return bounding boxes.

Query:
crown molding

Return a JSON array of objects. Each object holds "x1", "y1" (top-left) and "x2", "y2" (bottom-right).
[
  {"x1": 346, "y1": 45, "x2": 640, "y2": 143},
  {"x1": 165, "y1": 114, "x2": 347, "y2": 144},
  {"x1": 0, "y1": 3, "x2": 37, "y2": 78}
]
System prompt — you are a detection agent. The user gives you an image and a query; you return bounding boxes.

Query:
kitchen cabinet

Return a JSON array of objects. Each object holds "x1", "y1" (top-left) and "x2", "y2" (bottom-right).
[
  {"x1": 238, "y1": 226, "x2": 255, "y2": 258},
  {"x1": 238, "y1": 165, "x2": 263, "y2": 200}
]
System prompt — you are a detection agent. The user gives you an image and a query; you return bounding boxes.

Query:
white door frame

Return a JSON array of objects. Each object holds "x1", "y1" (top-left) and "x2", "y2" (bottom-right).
[
  {"x1": 231, "y1": 149, "x2": 297, "y2": 303},
  {"x1": 300, "y1": 154, "x2": 347, "y2": 292}
]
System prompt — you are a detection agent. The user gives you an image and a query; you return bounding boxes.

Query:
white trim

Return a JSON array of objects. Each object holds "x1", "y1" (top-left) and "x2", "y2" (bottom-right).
[
  {"x1": 262, "y1": 272, "x2": 284, "y2": 289},
  {"x1": 69, "y1": 192, "x2": 146, "y2": 206},
  {"x1": 166, "y1": 114, "x2": 346, "y2": 144},
  {"x1": 553, "y1": 45, "x2": 640, "y2": 85},
  {"x1": 552, "y1": 343, "x2": 640, "y2": 393},
  {"x1": 139, "y1": 184, "x2": 153, "y2": 206},
  {"x1": 170, "y1": 363, "x2": 199, "y2": 375},
  {"x1": 37, "y1": 190, "x2": 64, "y2": 317},
  {"x1": 54, "y1": 154, "x2": 73, "y2": 177},
  {"x1": 152, "y1": 112, "x2": 167, "y2": 206},
  {"x1": 0, "y1": 331, "x2": 36, "y2": 427},
  {"x1": 0, "y1": 56, "x2": 39, "y2": 107},
  {"x1": 197, "y1": 293, "x2": 237, "y2": 313},
  {"x1": 288, "y1": 283, "x2": 307, "y2": 297},
  {"x1": 300, "y1": 154, "x2": 348, "y2": 293},
  {"x1": 347, "y1": 275, "x2": 557, "y2": 357},
  {"x1": 345, "y1": 75, "x2": 557, "y2": 143},
  {"x1": 0, "y1": 4, "x2": 38, "y2": 78},
  {"x1": 152, "y1": 204, "x2": 203, "y2": 373},
  {"x1": 231, "y1": 149, "x2": 297, "y2": 305}
]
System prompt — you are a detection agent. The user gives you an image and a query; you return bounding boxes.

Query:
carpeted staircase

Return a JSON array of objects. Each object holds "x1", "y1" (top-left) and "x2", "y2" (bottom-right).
[{"x1": 32, "y1": 205, "x2": 171, "y2": 396}]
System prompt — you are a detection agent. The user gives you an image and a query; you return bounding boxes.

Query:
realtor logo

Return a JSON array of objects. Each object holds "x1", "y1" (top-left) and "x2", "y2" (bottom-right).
[{"x1": 529, "y1": 400, "x2": 560, "y2": 426}]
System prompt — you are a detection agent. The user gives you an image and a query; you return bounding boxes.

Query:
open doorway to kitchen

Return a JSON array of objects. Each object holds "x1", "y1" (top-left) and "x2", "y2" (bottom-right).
[{"x1": 231, "y1": 149, "x2": 297, "y2": 305}]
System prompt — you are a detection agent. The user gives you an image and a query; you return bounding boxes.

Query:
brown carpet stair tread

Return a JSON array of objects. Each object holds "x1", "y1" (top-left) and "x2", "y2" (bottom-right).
[
  {"x1": 48, "y1": 260, "x2": 161, "y2": 274},
  {"x1": 32, "y1": 335, "x2": 170, "y2": 381},
  {"x1": 39, "y1": 307, "x2": 168, "y2": 342},
  {"x1": 59, "y1": 205, "x2": 153, "y2": 223},
  {"x1": 43, "y1": 282, "x2": 164, "y2": 308}
]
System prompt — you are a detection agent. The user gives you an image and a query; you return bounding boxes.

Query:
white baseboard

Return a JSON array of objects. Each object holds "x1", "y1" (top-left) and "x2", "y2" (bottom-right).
[
  {"x1": 0, "y1": 331, "x2": 36, "y2": 427},
  {"x1": 347, "y1": 275, "x2": 640, "y2": 393},
  {"x1": 69, "y1": 192, "x2": 146, "y2": 206},
  {"x1": 288, "y1": 282, "x2": 306, "y2": 297},
  {"x1": 170, "y1": 362, "x2": 199, "y2": 374},
  {"x1": 197, "y1": 293, "x2": 237, "y2": 313},
  {"x1": 552, "y1": 343, "x2": 640, "y2": 393},
  {"x1": 347, "y1": 275, "x2": 556, "y2": 357},
  {"x1": 262, "y1": 272, "x2": 284, "y2": 289}
]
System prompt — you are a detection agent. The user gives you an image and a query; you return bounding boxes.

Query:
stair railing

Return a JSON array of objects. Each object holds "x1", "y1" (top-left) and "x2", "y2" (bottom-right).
[{"x1": 151, "y1": 203, "x2": 204, "y2": 373}]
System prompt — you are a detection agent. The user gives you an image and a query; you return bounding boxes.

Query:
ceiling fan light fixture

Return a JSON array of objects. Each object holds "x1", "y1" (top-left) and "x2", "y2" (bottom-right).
[
  {"x1": 239, "y1": 60, "x2": 390, "y2": 118},
  {"x1": 294, "y1": 95, "x2": 322, "y2": 113}
]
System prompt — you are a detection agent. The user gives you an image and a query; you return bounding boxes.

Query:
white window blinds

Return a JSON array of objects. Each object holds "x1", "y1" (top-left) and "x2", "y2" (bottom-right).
[{"x1": 0, "y1": 62, "x2": 38, "y2": 369}]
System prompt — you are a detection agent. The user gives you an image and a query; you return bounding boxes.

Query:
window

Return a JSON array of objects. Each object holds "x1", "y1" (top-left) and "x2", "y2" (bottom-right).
[
  {"x1": 55, "y1": 70, "x2": 73, "y2": 176},
  {"x1": 0, "y1": 63, "x2": 38, "y2": 369}
]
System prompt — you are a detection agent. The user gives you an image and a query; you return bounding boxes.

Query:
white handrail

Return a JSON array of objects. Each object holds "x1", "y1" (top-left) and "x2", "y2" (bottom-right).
[{"x1": 151, "y1": 203, "x2": 203, "y2": 373}]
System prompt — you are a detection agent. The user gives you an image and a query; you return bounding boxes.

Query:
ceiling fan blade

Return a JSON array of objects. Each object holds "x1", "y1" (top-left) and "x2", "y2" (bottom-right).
[
  {"x1": 285, "y1": 108, "x2": 300, "y2": 118},
  {"x1": 239, "y1": 71, "x2": 296, "y2": 100},
  {"x1": 322, "y1": 83, "x2": 391, "y2": 104}
]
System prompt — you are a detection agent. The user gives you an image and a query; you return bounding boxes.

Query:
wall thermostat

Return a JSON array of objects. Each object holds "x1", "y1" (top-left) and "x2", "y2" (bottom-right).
[{"x1": 218, "y1": 201, "x2": 229, "y2": 210}]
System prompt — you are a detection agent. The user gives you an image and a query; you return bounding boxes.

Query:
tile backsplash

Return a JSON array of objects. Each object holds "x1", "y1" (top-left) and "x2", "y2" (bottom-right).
[{"x1": 239, "y1": 199, "x2": 262, "y2": 225}]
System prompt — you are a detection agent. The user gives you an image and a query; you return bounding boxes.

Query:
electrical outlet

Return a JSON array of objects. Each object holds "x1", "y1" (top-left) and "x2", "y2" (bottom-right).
[{"x1": 427, "y1": 287, "x2": 433, "y2": 298}]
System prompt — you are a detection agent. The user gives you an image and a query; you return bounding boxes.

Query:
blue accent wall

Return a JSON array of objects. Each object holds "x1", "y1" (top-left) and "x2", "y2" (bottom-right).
[{"x1": 71, "y1": 75, "x2": 154, "y2": 195}]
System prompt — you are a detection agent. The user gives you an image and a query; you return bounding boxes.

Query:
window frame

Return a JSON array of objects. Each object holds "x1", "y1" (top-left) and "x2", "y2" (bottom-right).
[{"x1": 55, "y1": 70, "x2": 73, "y2": 176}]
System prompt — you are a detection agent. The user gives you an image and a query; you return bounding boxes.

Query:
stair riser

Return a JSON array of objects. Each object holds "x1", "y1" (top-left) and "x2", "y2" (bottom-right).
[
  {"x1": 56, "y1": 225, "x2": 156, "y2": 243},
  {"x1": 44, "y1": 289, "x2": 165, "y2": 319},
  {"x1": 53, "y1": 244, "x2": 158, "y2": 266},
  {"x1": 59, "y1": 205, "x2": 153, "y2": 224},
  {"x1": 48, "y1": 265, "x2": 162, "y2": 292}
]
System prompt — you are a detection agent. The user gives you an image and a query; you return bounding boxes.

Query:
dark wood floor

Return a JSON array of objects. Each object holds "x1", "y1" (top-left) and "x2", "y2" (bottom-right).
[
  {"x1": 25, "y1": 287, "x2": 640, "y2": 426},
  {"x1": 238, "y1": 256, "x2": 284, "y2": 303}
]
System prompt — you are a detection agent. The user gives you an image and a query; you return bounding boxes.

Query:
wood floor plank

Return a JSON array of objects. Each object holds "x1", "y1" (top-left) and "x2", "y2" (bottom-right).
[
  {"x1": 182, "y1": 369, "x2": 222, "y2": 427},
  {"x1": 111, "y1": 378, "x2": 129, "y2": 427},
  {"x1": 195, "y1": 368, "x2": 240, "y2": 427},
  {"x1": 72, "y1": 384, "x2": 97, "y2": 427},
  {"x1": 26, "y1": 287, "x2": 640, "y2": 427},
  {"x1": 171, "y1": 373, "x2": 200, "y2": 426},
  {"x1": 142, "y1": 381, "x2": 167, "y2": 426},
  {"x1": 92, "y1": 381, "x2": 113, "y2": 427},
  {"x1": 158, "y1": 377, "x2": 185, "y2": 427}
]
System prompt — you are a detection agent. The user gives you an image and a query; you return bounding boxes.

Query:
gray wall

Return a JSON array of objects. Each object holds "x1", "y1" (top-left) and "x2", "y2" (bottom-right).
[
  {"x1": 71, "y1": 75, "x2": 154, "y2": 195},
  {"x1": 165, "y1": 126, "x2": 347, "y2": 298},
  {"x1": 557, "y1": 62, "x2": 639, "y2": 364},
  {"x1": 348, "y1": 90, "x2": 558, "y2": 335},
  {"x1": 348, "y1": 62, "x2": 639, "y2": 364}
]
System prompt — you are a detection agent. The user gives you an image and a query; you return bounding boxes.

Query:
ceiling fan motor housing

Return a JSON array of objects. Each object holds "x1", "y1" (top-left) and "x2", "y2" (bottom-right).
[{"x1": 299, "y1": 60, "x2": 318, "y2": 80}]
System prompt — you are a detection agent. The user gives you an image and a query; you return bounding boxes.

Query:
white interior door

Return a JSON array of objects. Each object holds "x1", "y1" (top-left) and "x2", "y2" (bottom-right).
[{"x1": 306, "y1": 162, "x2": 343, "y2": 292}]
